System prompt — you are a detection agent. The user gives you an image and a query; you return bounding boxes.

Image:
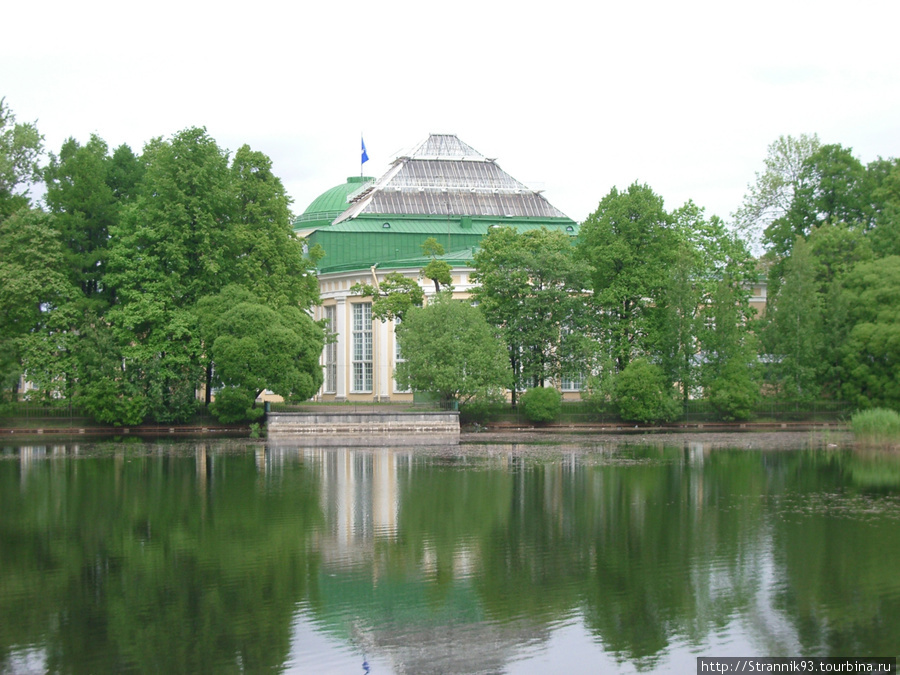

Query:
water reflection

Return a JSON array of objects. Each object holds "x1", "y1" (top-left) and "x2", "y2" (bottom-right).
[{"x1": 2, "y1": 441, "x2": 900, "y2": 673}]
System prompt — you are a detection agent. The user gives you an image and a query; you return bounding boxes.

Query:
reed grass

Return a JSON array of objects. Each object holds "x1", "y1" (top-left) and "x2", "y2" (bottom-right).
[{"x1": 851, "y1": 408, "x2": 900, "y2": 446}]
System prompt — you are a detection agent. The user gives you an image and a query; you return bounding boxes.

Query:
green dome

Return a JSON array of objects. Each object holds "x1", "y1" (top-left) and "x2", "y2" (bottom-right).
[{"x1": 294, "y1": 176, "x2": 373, "y2": 231}]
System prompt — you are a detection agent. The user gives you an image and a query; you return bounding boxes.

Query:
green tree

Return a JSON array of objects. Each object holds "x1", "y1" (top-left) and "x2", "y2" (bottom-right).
[
  {"x1": 577, "y1": 183, "x2": 677, "y2": 373},
  {"x1": 395, "y1": 294, "x2": 512, "y2": 404},
  {"x1": 421, "y1": 237, "x2": 453, "y2": 293},
  {"x1": 473, "y1": 226, "x2": 588, "y2": 402},
  {"x1": 761, "y1": 237, "x2": 823, "y2": 400},
  {"x1": 230, "y1": 144, "x2": 320, "y2": 310},
  {"x1": 766, "y1": 143, "x2": 869, "y2": 257},
  {"x1": 70, "y1": 312, "x2": 149, "y2": 425},
  {"x1": 44, "y1": 135, "x2": 121, "y2": 308},
  {"x1": 519, "y1": 386, "x2": 562, "y2": 424},
  {"x1": 733, "y1": 133, "x2": 820, "y2": 253},
  {"x1": 105, "y1": 142, "x2": 145, "y2": 202},
  {"x1": 104, "y1": 127, "x2": 237, "y2": 422},
  {"x1": 838, "y1": 256, "x2": 900, "y2": 410},
  {"x1": 351, "y1": 272, "x2": 424, "y2": 322},
  {"x1": 868, "y1": 159, "x2": 900, "y2": 257},
  {"x1": 806, "y1": 221, "x2": 873, "y2": 289},
  {"x1": 0, "y1": 98, "x2": 43, "y2": 218},
  {"x1": 656, "y1": 242, "x2": 709, "y2": 403},
  {"x1": 613, "y1": 358, "x2": 679, "y2": 424},
  {"x1": 197, "y1": 286, "x2": 325, "y2": 422},
  {"x1": 0, "y1": 210, "x2": 75, "y2": 401},
  {"x1": 108, "y1": 127, "x2": 236, "y2": 308}
]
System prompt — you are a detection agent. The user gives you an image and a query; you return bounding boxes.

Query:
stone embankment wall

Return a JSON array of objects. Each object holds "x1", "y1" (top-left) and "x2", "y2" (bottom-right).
[{"x1": 267, "y1": 412, "x2": 459, "y2": 444}]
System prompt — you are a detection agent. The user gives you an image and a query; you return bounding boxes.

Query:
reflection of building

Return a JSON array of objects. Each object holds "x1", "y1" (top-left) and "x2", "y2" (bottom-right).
[
  {"x1": 284, "y1": 445, "x2": 555, "y2": 675},
  {"x1": 299, "y1": 447, "x2": 405, "y2": 560},
  {"x1": 296, "y1": 134, "x2": 578, "y2": 401}
]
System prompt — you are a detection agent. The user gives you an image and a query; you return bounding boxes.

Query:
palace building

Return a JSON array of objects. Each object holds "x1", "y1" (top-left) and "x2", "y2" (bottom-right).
[{"x1": 295, "y1": 134, "x2": 578, "y2": 401}]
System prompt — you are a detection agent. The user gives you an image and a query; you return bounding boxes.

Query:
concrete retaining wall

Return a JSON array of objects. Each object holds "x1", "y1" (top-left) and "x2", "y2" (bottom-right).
[{"x1": 267, "y1": 411, "x2": 459, "y2": 443}]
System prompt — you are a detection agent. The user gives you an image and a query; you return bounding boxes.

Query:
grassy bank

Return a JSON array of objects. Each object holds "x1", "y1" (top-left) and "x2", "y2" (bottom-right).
[{"x1": 851, "y1": 408, "x2": 900, "y2": 447}]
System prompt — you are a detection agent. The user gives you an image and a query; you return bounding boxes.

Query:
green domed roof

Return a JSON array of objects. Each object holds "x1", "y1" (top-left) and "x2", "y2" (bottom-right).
[{"x1": 294, "y1": 176, "x2": 373, "y2": 232}]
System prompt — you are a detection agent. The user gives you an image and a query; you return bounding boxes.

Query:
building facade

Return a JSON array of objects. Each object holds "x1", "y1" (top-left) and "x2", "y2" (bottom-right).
[{"x1": 295, "y1": 134, "x2": 578, "y2": 402}]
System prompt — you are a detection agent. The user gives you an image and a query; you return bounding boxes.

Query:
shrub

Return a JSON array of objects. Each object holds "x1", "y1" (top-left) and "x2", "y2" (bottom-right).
[
  {"x1": 210, "y1": 387, "x2": 265, "y2": 424},
  {"x1": 519, "y1": 387, "x2": 562, "y2": 424},
  {"x1": 707, "y1": 365, "x2": 759, "y2": 422},
  {"x1": 851, "y1": 408, "x2": 900, "y2": 445},
  {"x1": 459, "y1": 387, "x2": 507, "y2": 424},
  {"x1": 614, "y1": 359, "x2": 680, "y2": 424}
]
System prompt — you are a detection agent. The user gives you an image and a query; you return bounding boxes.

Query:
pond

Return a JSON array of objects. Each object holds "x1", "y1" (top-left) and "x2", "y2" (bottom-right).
[{"x1": 2, "y1": 438, "x2": 900, "y2": 673}]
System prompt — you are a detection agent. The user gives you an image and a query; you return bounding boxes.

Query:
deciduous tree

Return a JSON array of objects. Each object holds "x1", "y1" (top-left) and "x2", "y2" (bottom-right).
[
  {"x1": 350, "y1": 272, "x2": 424, "y2": 322},
  {"x1": 0, "y1": 210, "x2": 75, "y2": 400},
  {"x1": 766, "y1": 143, "x2": 869, "y2": 257},
  {"x1": 577, "y1": 183, "x2": 677, "y2": 373},
  {"x1": 474, "y1": 226, "x2": 588, "y2": 403},
  {"x1": 230, "y1": 145, "x2": 319, "y2": 310},
  {"x1": 0, "y1": 98, "x2": 43, "y2": 218},
  {"x1": 838, "y1": 256, "x2": 900, "y2": 410},
  {"x1": 760, "y1": 237, "x2": 823, "y2": 400},
  {"x1": 44, "y1": 135, "x2": 121, "y2": 308},
  {"x1": 395, "y1": 294, "x2": 511, "y2": 405},
  {"x1": 104, "y1": 127, "x2": 236, "y2": 422},
  {"x1": 733, "y1": 133, "x2": 820, "y2": 253}
]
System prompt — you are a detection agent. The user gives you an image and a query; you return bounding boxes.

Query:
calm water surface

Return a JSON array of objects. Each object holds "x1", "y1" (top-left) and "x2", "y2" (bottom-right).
[{"x1": 2, "y1": 439, "x2": 900, "y2": 674}]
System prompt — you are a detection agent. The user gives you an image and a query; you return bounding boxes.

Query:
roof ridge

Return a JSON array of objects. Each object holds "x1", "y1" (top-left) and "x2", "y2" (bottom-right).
[{"x1": 406, "y1": 134, "x2": 486, "y2": 161}]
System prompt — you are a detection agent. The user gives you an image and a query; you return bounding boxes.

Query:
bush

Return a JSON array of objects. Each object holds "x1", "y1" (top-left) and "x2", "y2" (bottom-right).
[
  {"x1": 79, "y1": 378, "x2": 148, "y2": 426},
  {"x1": 459, "y1": 388, "x2": 507, "y2": 424},
  {"x1": 519, "y1": 387, "x2": 562, "y2": 424},
  {"x1": 614, "y1": 359, "x2": 680, "y2": 424},
  {"x1": 707, "y1": 364, "x2": 759, "y2": 422},
  {"x1": 210, "y1": 387, "x2": 265, "y2": 424},
  {"x1": 851, "y1": 408, "x2": 900, "y2": 444}
]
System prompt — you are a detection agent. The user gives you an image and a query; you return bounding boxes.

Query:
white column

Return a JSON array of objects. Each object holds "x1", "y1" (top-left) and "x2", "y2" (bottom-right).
[
  {"x1": 335, "y1": 296, "x2": 347, "y2": 401},
  {"x1": 376, "y1": 319, "x2": 391, "y2": 400}
]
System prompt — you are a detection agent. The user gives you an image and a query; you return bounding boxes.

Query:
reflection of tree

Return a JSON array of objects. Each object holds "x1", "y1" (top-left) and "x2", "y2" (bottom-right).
[
  {"x1": 773, "y1": 450, "x2": 900, "y2": 656},
  {"x1": 472, "y1": 451, "x2": 772, "y2": 663},
  {"x1": 0, "y1": 448, "x2": 323, "y2": 672},
  {"x1": 5, "y1": 445, "x2": 900, "y2": 672},
  {"x1": 397, "y1": 462, "x2": 513, "y2": 601}
]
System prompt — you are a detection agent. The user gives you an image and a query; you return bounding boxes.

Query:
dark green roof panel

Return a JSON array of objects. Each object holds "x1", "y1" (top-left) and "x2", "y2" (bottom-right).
[{"x1": 294, "y1": 176, "x2": 373, "y2": 227}]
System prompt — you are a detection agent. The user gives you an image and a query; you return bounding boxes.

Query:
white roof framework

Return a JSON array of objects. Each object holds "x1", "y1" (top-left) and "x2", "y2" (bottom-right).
[{"x1": 334, "y1": 134, "x2": 570, "y2": 223}]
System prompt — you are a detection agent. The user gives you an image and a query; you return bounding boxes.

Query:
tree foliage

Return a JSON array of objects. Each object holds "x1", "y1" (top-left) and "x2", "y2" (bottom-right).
[
  {"x1": 838, "y1": 256, "x2": 900, "y2": 410},
  {"x1": 613, "y1": 359, "x2": 680, "y2": 424},
  {"x1": 766, "y1": 143, "x2": 870, "y2": 257},
  {"x1": 0, "y1": 210, "x2": 75, "y2": 401},
  {"x1": 761, "y1": 237, "x2": 823, "y2": 400},
  {"x1": 421, "y1": 237, "x2": 453, "y2": 293},
  {"x1": 733, "y1": 133, "x2": 820, "y2": 253},
  {"x1": 230, "y1": 145, "x2": 319, "y2": 310},
  {"x1": 351, "y1": 272, "x2": 424, "y2": 323},
  {"x1": 473, "y1": 226, "x2": 588, "y2": 402},
  {"x1": 198, "y1": 286, "x2": 324, "y2": 422},
  {"x1": 0, "y1": 98, "x2": 43, "y2": 218},
  {"x1": 577, "y1": 183, "x2": 677, "y2": 373},
  {"x1": 394, "y1": 294, "x2": 512, "y2": 404},
  {"x1": 519, "y1": 386, "x2": 562, "y2": 424},
  {"x1": 44, "y1": 135, "x2": 137, "y2": 308},
  {"x1": 3, "y1": 123, "x2": 323, "y2": 424}
]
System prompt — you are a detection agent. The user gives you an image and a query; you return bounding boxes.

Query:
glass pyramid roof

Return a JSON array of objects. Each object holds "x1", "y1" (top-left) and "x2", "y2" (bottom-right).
[{"x1": 334, "y1": 134, "x2": 570, "y2": 223}]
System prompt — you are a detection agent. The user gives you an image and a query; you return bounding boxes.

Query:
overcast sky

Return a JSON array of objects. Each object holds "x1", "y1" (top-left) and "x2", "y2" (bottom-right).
[{"x1": 4, "y1": 0, "x2": 899, "y2": 232}]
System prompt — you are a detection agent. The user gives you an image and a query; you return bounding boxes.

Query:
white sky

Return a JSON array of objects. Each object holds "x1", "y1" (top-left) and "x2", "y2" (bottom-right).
[{"x1": 3, "y1": 0, "x2": 899, "y2": 228}]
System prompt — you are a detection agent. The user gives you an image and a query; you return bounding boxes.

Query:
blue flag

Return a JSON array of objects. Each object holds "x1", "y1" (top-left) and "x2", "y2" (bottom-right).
[{"x1": 361, "y1": 137, "x2": 369, "y2": 164}]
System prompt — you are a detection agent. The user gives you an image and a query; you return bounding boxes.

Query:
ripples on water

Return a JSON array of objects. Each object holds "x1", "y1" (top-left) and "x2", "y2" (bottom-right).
[{"x1": 2, "y1": 440, "x2": 900, "y2": 673}]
